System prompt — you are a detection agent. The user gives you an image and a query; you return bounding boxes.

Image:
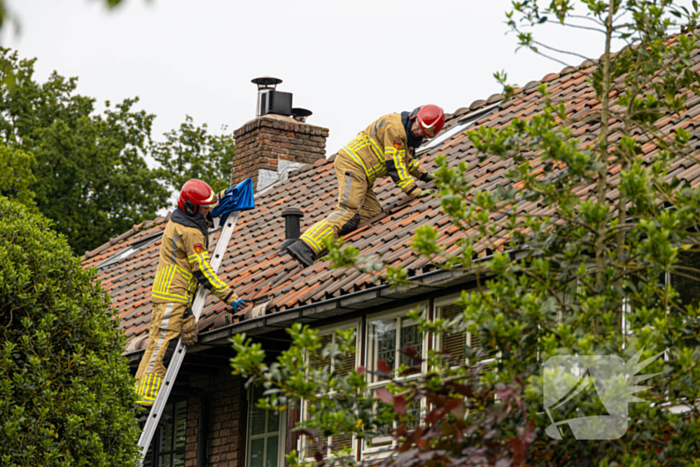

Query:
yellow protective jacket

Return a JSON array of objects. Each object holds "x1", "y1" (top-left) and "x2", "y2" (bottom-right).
[
  {"x1": 151, "y1": 208, "x2": 238, "y2": 306},
  {"x1": 339, "y1": 113, "x2": 428, "y2": 198}
]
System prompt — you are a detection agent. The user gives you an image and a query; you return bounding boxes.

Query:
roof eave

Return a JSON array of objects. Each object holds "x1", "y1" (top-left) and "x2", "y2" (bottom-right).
[{"x1": 121, "y1": 267, "x2": 478, "y2": 364}]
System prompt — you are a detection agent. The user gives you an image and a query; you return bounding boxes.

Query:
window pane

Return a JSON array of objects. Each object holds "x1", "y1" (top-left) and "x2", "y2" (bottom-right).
[
  {"x1": 174, "y1": 401, "x2": 187, "y2": 452},
  {"x1": 158, "y1": 454, "x2": 171, "y2": 467},
  {"x1": 405, "y1": 400, "x2": 422, "y2": 431},
  {"x1": 301, "y1": 400, "x2": 322, "y2": 459},
  {"x1": 330, "y1": 432, "x2": 353, "y2": 453},
  {"x1": 399, "y1": 318, "x2": 423, "y2": 367},
  {"x1": 250, "y1": 386, "x2": 266, "y2": 435},
  {"x1": 268, "y1": 409, "x2": 280, "y2": 434},
  {"x1": 442, "y1": 304, "x2": 467, "y2": 367},
  {"x1": 372, "y1": 319, "x2": 396, "y2": 371},
  {"x1": 672, "y1": 251, "x2": 700, "y2": 309},
  {"x1": 336, "y1": 329, "x2": 357, "y2": 377},
  {"x1": 310, "y1": 334, "x2": 332, "y2": 369},
  {"x1": 249, "y1": 438, "x2": 265, "y2": 467},
  {"x1": 265, "y1": 435, "x2": 279, "y2": 467},
  {"x1": 159, "y1": 404, "x2": 174, "y2": 452},
  {"x1": 370, "y1": 393, "x2": 392, "y2": 443}
]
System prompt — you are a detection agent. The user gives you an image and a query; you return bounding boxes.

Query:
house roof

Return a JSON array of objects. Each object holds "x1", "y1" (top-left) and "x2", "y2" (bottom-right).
[{"x1": 83, "y1": 37, "x2": 700, "y2": 353}]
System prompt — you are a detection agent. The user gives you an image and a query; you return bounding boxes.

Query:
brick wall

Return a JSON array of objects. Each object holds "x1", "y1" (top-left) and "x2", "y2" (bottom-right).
[
  {"x1": 232, "y1": 114, "x2": 329, "y2": 190},
  {"x1": 185, "y1": 372, "x2": 247, "y2": 467}
]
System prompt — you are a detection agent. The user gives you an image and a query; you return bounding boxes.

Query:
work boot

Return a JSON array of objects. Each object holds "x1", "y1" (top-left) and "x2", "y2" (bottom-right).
[{"x1": 287, "y1": 239, "x2": 316, "y2": 268}]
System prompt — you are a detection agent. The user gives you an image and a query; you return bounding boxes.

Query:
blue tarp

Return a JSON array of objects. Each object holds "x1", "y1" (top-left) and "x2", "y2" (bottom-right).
[{"x1": 211, "y1": 178, "x2": 255, "y2": 223}]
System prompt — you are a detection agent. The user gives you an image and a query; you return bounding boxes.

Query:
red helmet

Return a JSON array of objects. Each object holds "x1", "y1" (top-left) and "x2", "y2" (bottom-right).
[
  {"x1": 411, "y1": 104, "x2": 445, "y2": 139},
  {"x1": 177, "y1": 179, "x2": 218, "y2": 216}
]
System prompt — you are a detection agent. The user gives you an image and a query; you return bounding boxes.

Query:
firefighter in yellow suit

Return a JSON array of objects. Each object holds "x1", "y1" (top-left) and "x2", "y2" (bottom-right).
[
  {"x1": 287, "y1": 105, "x2": 445, "y2": 268},
  {"x1": 134, "y1": 179, "x2": 249, "y2": 407}
]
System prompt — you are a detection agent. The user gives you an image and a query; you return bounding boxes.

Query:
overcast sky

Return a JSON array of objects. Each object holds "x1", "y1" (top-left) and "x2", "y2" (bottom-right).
[{"x1": 0, "y1": 0, "x2": 644, "y2": 154}]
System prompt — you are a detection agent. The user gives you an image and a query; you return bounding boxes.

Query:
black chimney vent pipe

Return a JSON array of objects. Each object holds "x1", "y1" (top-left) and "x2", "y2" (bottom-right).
[{"x1": 281, "y1": 207, "x2": 304, "y2": 254}]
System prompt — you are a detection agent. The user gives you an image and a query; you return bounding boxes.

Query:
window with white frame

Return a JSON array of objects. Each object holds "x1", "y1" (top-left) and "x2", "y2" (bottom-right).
[
  {"x1": 299, "y1": 321, "x2": 359, "y2": 461},
  {"x1": 246, "y1": 385, "x2": 286, "y2": 467},
  {"x1": 363, "y1": 305, "x2": 428, "y2": 457},
  {"x1": 437, "y1": 299, "x2": 497, "y2": 368},
  {"x1": 142, "y1": 398, "x2": 188, "y2": 467}
]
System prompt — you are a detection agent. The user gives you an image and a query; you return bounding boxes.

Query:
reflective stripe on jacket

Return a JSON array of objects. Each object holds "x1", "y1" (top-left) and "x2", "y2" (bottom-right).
[
  {"x1": 339, "y1": 113, "x2": 427, "y2": 198},
  {"x1": 151, "y1": 211, "x2": 238, "y2": 306}
]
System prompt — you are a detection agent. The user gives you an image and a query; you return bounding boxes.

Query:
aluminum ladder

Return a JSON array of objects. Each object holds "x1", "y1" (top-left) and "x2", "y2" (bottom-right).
[{"x1": 137, "y1": 211, "x2": 241, "y2": 465}]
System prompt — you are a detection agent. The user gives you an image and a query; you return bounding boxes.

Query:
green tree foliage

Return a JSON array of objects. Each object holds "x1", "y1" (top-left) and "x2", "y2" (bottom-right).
[
  {"x1": 0, "y1": 144, "x2": 35, "y2": 206},
  {"x1": 0, "y1": 197, "x2": 138, "y2": 467},
  {"x1": 234, "y1": 1, "x2": 700, "y2": 466},
  {"x1": 153, "y1": 116, "x2": 236, "y2": 194},
  {"x1": 0, "y1": 48, "x2": 169, "y2": 254}
]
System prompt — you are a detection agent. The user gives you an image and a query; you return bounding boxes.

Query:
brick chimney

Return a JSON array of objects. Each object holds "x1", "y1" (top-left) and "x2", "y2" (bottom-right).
[{"x1": 231, "y1": 77, "x2": 329, "y2": 191}]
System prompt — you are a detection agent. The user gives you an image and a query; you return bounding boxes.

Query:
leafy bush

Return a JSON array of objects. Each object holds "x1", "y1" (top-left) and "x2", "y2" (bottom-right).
[{"x1": 0, "y1": 197, "x2": 138, "y2": 467}]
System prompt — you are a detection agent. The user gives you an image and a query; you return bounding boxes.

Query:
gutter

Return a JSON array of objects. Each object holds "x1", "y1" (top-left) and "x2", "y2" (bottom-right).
[
  {"x1": 122, "y1": 265, "x2": 479, "y2": 363},
  {"x1": 200, "y1": 267, "x2": 475, "y2": 345}
]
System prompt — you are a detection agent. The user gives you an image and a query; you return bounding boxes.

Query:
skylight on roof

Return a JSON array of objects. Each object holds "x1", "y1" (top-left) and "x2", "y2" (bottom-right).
[{"x1": 417, "y1": 103, "x2": 499, "y2": 155}]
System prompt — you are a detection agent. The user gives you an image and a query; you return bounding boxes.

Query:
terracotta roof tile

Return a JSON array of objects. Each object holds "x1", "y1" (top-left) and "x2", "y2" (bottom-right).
[{"x1": 85, "y1": 37, "x2": 700, "y2": 348}]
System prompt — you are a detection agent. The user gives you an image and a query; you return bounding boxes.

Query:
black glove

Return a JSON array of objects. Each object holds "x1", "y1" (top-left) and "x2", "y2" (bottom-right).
[{"x1": 420, "y1": 172, "x2": 437, "y2": 182}]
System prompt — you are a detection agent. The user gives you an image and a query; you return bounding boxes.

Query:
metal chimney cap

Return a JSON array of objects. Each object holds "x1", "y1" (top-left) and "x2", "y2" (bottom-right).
[
  {"x1": 282, "y1": 207, "x2": 303, "y2": 218},
  {"x1": 292, "y1": 108, "x2": 312, "y2": 122},
  {"x1": 252, "y1": 77, "x2": 282, "y2": 89},
  {"x1": 292, "y1": 108, "x2": 312, "y2": 117}
]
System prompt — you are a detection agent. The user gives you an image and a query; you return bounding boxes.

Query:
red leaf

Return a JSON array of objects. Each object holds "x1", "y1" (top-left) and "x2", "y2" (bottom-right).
[
  {"x1": 450, "y1": 382, "x2": 474, "y2": 398},
  {"x1": 444, "y1": 398, "x2": 460, "y2": 412},
  {"x1": 410, "y1": 426, "x2": 424, "y2": 443},
  {"x1": 314, "y1": 452, "x2": 324, "y2": 463},
  {"x1": 427, "y1": 393, "x2": 446, "y2": 407},
  {"x1": 393, "y1": 395, "x2": 407, "y2": 416},
  {"x1": 377, "y1": 387, "x2": 394, "y2": 404},
  {"x1": 356, "y1": 366, "x2": 366, "y2": 375},
  {"x1": 398, "y1": 437, "x2": 414, "y2": 452},
  {"x1": 394, "y1": 424, "x2": 408, "y2": 437},
  {"x1": 425, "y1": 409, "x2": 440, "y2": 424},
  {"x1": 403, "y1": 342, "x2": 417, "y2": 357},
  {"x1": 506, "y1": 437, "x2": 526, "y2": 463},
  {"x1": 377, "y1": 360, "x2": 391, "y2": 373}
]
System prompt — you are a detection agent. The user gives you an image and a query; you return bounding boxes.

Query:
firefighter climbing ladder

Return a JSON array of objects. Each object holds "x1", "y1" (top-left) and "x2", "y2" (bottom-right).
[{"x1": 137, "y1": 211, "x2": 241, "y2": 465}]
